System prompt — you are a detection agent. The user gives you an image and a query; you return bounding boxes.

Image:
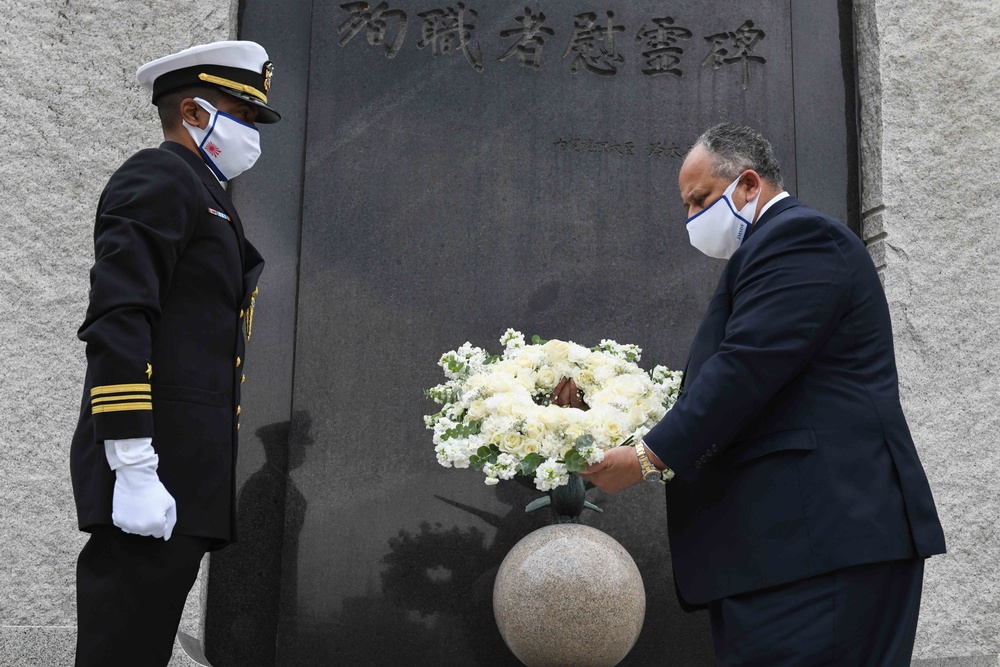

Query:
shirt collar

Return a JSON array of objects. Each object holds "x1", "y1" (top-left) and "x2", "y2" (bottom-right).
[{"x1": 755, "y1": 191, "x2": 790, "y2": 223}]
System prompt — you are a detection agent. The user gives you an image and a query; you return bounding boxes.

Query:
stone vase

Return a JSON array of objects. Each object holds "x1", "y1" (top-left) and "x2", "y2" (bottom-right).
[{"x1": 493, "y1": 523, "x2": 646, "y2": 667}]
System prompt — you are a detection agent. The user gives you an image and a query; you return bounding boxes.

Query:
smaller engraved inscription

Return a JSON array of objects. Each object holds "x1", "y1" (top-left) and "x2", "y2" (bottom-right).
[
  {"x1": 646, "y1": 141, "x2": 686, "y2": 159},
  {"x1": 553, "y1": 138, "x2": 636, "y2": 156},
  {"x1": 552, "y1": 137, "x2": 693, "y2": 160}
]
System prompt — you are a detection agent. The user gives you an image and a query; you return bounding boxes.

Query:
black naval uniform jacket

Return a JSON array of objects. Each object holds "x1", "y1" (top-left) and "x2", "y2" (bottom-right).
[
  {"x1": 644, "y1": 197, "x2": 946, "y2": 608},
  {"x1": 71, "y1": 140, "x2": 264, "y2": 548}
]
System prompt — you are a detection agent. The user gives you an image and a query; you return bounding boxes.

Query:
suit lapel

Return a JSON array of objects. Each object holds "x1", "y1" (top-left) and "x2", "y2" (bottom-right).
[
  {"x1": 206, "y1": 183, "x2": 248, "y2": 266},
  {"x1": 159, "y1": 142, "x2": 246, "y2": 264}
]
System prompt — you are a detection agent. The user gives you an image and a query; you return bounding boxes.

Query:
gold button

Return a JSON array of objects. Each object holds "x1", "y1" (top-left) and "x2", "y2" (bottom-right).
[
  {"x1": 241, "y1": 374, "x2": 246, "y2": 384},
  {"x1": 237, "y1": 423, "x2": 241, "y2": 430},
  {"x1": 236, "y1": 405, "x2": 241, "y2": 416},
  {"x1": 236, "y1": 356, "x2": 242, "y2": 367}
]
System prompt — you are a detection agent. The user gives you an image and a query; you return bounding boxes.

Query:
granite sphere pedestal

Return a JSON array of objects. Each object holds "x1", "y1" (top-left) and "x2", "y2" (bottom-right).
[{"x1": 493, "y1": 524, "x2": 645, "y2": 667}]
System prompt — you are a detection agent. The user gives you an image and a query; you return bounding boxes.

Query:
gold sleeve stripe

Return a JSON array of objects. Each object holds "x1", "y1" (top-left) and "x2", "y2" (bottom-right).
[
  {"x1": 92, "y1": 402, "x2": 153, "y2": 414},
  {"x1": 91, "y1": 394, "x2": 152, "y2": 405},
  {"x1": 197, "y1": 73, "x2": 267, "y2": 103},
  {"x1": 91, "y1": 384, "x2": 151, "y2": 397}
]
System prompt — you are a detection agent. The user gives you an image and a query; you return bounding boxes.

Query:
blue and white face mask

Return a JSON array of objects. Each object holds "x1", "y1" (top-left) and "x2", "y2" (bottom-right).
[
  {"x1": 685, "y1": 175, "x2": 759, "y2": 260},
  {"x1": 182, "y1": 97, "x2": 261, "y2": 182}
]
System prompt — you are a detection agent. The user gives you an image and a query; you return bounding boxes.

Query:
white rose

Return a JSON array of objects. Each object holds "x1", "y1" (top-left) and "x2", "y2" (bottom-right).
[
  {"x1": 485, "y1": 395, "x2": 518, "y2": 417},
  {"x1": 585, "y1": 407, "x2": 624, "y2": 445},
  {"x1": 627, "y1": 404, "x2": 649, "y2": 429},
  {"x1": 525, "y1": 420, "x2": 546, "y2": 442},
  {"x1": 499, "y1": 431, "x2": 523, "y2": 454},
  {"x1": 575, "y1": 369, "x2": 597, "y2": 392},
  {"x1": 481, "y1": 416, "x2": 513, "y2": 444},
  {"x1": 542, "y1": 339, "x2": 571, "y2": 364},
  {"x1": 467, "y1": 400, "x2": 488, "y2": 421},
  {"x1": 641, "y1": 399, "x2": 666, "y2": 423},
  {"x1": 592, "y1": 363, "x2": 618, "y2": 386},
  {"x1": 604, "y1": 418, "x2": 626, "y2": 443},
  {"x1": 538, "y1": 405, "x2": 569, "y2": 432},
  {"x1": 608, "y1": 374, "x2": 647, "y2": 400},
  {"x1": 565, "y1": 422, "x2": 586, "y2": 442},
  {"x1": 509, "y1": 395, "x2": 536, "y2": 419},
  {"x1": 519, "y1": 439, "x2": 542, "y2": 458},
  {"x1": 567, "y1": 343, "x2": 590, "y2": 365},
  {"x1": 485, "y1": 372, "x2": 518, "y2": 394},
  {"x1": 514, "y1": 371, "x2": 536, "y2": 393},
  {"x1": 585, "y1": 351, "x2": 612, "y2": 369},
  {"x1": 535, "y1": 367, "x2": 558, "y2": 391},
  {"x1": 516, "y1": 354, "x2": 536, "y2": 369}
]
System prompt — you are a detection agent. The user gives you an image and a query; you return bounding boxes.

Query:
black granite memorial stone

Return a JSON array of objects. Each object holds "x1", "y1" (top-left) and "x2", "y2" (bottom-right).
[{"x1": 214, "y1": 0, "x2": 860, "y2": 665}]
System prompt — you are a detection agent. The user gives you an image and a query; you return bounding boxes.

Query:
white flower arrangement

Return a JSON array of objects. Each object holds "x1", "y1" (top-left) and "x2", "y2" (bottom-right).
[{"x1": 425, "y1": 329, "x2": 683, "y2": 491}]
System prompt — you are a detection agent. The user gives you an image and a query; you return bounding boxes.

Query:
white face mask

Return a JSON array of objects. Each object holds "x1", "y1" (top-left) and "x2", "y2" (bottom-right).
[
  {"x1": 183, "y1": 98, "x2": 261, "y2": 182},
  {"x1": 685, "y1": 175, "x2": 759, "y2": 259}
]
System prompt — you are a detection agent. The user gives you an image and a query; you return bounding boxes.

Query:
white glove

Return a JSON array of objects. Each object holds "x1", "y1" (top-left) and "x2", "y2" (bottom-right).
[{"x1": 105, "y1": 439, "x2": 177, "y2": 540}]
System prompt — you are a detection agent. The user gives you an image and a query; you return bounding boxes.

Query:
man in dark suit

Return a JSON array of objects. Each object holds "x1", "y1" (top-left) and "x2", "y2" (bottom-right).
[
  {"x1": 70, "y1": 40, "x2": 280, "y2": 667},
  {"x1": 581, "y1": 124, "x2": 945, "y2": 665}
]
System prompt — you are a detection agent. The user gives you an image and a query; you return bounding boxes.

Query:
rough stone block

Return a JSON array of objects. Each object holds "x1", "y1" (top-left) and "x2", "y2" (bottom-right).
[
  {"x1": 0, "y1": 0, "x2": 234, "y2": 656},
  {"x1": 860, "y1": 0, "x2": 1000, "y2": 659}
]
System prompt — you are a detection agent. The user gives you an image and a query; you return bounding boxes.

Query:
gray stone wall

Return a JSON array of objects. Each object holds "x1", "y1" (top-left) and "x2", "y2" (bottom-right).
[
  {"x1": 0, "y1": 0, "x2": 235, "y2": 664},
  {"x1": 855, "y1": 0, "x2": 1000, "y2": 662}
]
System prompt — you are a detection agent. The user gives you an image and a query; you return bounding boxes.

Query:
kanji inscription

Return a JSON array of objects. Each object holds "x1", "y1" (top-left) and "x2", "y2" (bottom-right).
[{"x1": 335, "y1": 3, "x2": 769, "y2": 86}]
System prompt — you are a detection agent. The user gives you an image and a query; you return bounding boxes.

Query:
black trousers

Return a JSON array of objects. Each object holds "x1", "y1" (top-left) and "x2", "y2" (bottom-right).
[
  {"x1": 75, "y1": 527, "x2": 211, "y2": 667},
  {"x1": 708, "y1": 558, "x2": 925, "y2": 666}
]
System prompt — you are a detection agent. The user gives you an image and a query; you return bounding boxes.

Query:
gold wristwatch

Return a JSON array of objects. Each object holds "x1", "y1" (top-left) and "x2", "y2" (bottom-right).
[{"x1": 635, "y1": 440, "x2": 674, "y2": 483}]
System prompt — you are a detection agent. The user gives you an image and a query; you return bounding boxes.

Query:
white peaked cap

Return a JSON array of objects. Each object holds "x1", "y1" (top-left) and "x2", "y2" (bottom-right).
[{"x1": 136, "y1": 40, "x2": 280, "y2": 123}]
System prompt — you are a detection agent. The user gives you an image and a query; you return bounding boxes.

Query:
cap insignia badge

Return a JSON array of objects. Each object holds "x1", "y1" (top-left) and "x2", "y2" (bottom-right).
[{"x1": 263, "y1": 61, "x2": 274, "y2": 94}]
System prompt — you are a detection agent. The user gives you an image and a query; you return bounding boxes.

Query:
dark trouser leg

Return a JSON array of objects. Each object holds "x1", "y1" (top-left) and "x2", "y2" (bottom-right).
[
  {"x1": 708, "y1": 558, "x2": 925, "y2": 667},
  {"x1": 75, "y1": 527, "x2": 211, "y2": 667}
]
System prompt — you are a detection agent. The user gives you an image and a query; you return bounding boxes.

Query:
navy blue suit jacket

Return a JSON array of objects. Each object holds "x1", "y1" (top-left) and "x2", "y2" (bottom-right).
[{"x1": 644, "y1": 196, "x2": 946, "y2": 607}]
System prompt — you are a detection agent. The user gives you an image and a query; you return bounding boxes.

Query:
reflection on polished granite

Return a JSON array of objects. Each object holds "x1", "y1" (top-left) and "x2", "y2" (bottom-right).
[
  {"x1": 205, "y1": 412, "x2": 312, "y2": 667},
  {"x1": 276, "y1": 466, "x2": 716, "y2": 665}
]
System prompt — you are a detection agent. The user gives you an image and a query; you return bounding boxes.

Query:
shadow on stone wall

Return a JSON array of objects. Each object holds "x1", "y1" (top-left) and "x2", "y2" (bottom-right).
[{"x1": 204, "y1": 411, "x2": 311, "y2": 667}]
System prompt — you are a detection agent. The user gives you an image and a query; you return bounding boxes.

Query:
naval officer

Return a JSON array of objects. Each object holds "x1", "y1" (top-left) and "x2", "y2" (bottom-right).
[{"x1": 70, "y1": 40, "x2": 280, "y2": 666}]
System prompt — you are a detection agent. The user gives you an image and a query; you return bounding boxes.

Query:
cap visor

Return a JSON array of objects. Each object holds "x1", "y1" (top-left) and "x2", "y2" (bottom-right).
[{"x1": 219, "y1": 88, "x2": 281, "y2": 123}]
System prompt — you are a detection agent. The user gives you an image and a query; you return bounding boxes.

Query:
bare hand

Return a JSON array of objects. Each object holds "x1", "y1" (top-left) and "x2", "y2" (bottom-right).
[
  {"x1": 578, "y1": 445, "x2": 643, "y2": 493},
  {"x1": 552, "y1": 377, "x2": 584, "y2": 409}
]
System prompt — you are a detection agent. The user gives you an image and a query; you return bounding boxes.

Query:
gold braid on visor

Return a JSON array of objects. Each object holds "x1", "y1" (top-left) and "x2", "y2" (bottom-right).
[{"x1": 198, "y1": 73, "x2": 267, "y2": 103}]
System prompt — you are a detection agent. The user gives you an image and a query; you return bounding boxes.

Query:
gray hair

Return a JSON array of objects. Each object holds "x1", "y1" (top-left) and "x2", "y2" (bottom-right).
[{"x1": 692, "y1": 123, "x2": 783, "y2": 188}]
